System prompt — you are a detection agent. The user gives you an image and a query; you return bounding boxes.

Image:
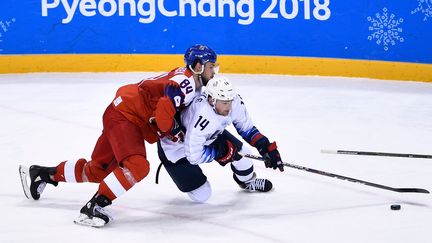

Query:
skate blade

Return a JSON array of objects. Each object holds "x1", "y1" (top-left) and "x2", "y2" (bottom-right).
[
  {"x1": 19, "y1": 165, "x2": 32, "y2": 199},
  {"x1": 74, "y1": 214, "x2": 107, "y2": 228}
]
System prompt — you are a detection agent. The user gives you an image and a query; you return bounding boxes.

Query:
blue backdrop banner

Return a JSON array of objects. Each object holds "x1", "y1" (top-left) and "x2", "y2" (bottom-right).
[{"x1": 0, "y1": 0, "x2": 431, "y2": 63}]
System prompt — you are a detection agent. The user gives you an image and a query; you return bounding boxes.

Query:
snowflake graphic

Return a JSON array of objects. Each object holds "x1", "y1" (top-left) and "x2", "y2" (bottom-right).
[
  {"x1": 367, "y1": 8, "x2": 404, "y2": 51},
  {"x1": 411, "y1": 0, "x2": 432, "y2": 21},
  {"x1": 0, "y1": 18, "x2": 16, "y2": 53}
]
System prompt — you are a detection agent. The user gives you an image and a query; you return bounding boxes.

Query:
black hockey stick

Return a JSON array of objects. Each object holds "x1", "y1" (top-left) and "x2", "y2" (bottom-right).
[
  {"x1": 240, "y1": 153, "x2": 430, "y2": 194},
  {"x1": 321, "y1": 149, "x2": 432, "y2": 159}
]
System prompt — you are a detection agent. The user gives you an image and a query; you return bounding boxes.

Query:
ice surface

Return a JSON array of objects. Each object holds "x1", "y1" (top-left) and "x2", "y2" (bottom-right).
[{"x1": 1, "y1": 72, "x2": 431, "y2": 243}]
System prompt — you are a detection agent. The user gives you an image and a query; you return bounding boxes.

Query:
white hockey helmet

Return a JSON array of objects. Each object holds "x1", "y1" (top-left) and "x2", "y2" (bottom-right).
[{"x1": 206, "y1": 76, "x2": 236, "y2": 101}]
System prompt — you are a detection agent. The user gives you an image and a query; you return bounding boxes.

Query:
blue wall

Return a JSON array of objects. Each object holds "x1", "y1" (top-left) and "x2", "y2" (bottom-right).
[{"x1": 1, "y1": 0, "x2": 431, "y2": 63}]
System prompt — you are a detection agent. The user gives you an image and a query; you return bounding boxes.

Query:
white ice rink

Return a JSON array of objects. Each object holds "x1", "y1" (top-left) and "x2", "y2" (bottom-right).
[{"x1": 1, "y1": 72, "x2": 432, "y2": 243}]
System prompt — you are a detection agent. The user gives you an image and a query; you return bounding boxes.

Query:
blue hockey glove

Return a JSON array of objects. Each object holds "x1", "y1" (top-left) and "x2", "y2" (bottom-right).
[{"x1": 258, "y1": 141, "x2": 284, "y2": 172}]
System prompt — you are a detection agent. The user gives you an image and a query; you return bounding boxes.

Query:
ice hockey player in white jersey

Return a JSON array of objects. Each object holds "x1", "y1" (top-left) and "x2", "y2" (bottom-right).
[{"x1": 158, "y1": 76, "x2": 284, "y2": 202}]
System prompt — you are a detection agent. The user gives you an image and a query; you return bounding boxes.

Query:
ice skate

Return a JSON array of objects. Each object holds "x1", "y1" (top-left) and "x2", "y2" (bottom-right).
[
  {"x1": 74, "y1": 193, "x2": 113, "y2": 228},
  {"x1": 19, "y1": 164, "x2": 58, "y2": 200},
  {"x1": 234, "y1": 172, "x2": 273, "y2": 192}
]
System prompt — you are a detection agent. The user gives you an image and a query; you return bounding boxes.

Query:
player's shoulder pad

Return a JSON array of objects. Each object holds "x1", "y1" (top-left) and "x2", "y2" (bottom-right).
[
  {"x1": 169, "y1": 68, "x2": 191, "y2": 83},
  {"x1": 169, "y1": 75, "x2": 188, "y2": 84},
  {"x1": 172, "y1": 67, "x2": 188, "y2": 75},
  {"x1": 194, "y1": 93, "x2": 208, "y2": 103},
  {"x1": 189, "y1": 94, "x2": 208, "y2": 112}
]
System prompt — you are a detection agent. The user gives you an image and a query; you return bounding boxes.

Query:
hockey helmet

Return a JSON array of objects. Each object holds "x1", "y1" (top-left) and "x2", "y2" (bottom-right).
[
  {"x1": 184, "y1": 44, "x2": 217, "y2": 68},
  {"x1": 206, "y1": 76, "x2": 236, "y2": 101}
]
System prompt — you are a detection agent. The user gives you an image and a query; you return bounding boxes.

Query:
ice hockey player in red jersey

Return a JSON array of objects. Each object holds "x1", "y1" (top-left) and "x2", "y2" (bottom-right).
[
  {"x1": 19, "y1": 44, "x2": 217, "y2": 227},
  {"x1": 157, "y1": 76, "x2": 284, "y2": 203}
]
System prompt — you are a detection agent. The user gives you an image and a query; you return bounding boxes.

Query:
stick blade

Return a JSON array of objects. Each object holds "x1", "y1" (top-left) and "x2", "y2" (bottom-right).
[
  {"x1": 19, "y1": 165, "x2": 32, "y2": 199},
  {"x1": 395, "y1": 188, "x2": 430, "y2": 194}
]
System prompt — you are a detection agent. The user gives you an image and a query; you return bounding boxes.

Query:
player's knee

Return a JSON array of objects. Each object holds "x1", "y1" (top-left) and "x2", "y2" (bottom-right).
[
  {"x1": 122, "y1": 155, "x2": 150, "y2": 182},
  {"x1": 232, "y1": 146, "x2": 253, "y2": 170},
  {"x1": 187, "y1": 180, "x2": 212, "y2": 203},
  {"x1": 84, "y1": 159, "x2": 111, "y2": 183}
]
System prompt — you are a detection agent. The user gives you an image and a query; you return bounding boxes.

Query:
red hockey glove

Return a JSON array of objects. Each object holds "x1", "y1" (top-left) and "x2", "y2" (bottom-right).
[
  {"x1": 150, "y1": 117, "x2": 185, "y2": 143},
  {"x1": 258, "y1": 142, "x2": 284, "y2": 172},
  {"x1": 215, "y1": 140, "x2": 242, "y2": 166}
]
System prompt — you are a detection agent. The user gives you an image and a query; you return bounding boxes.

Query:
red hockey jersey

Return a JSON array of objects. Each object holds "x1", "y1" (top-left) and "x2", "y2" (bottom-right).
[{"x1": 111, "y1": 67, "x2": 200, "y2": 144}]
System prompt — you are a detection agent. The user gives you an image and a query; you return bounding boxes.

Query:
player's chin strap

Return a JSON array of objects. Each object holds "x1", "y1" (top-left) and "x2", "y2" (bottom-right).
[
  {"x1": 188, "y1": 64, "x2": 205, "y2": 86},
  {"x1": 189, "y1": 64, "x2": 204, "y2": 75}
]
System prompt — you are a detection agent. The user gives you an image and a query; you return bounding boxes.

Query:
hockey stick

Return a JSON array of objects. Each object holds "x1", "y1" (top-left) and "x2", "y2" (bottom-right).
[
  {"x1": 321, "y1": 149, "x2": 432, "y2": 159},
  {"x1": 240, "y1": 153, "x2": 430, "y2": 194}
]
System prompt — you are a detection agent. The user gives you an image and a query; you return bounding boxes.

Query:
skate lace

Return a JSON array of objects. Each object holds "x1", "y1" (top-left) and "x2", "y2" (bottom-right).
[{"x1": 245, "y1": 178, "x2": 266, "y2": 192}]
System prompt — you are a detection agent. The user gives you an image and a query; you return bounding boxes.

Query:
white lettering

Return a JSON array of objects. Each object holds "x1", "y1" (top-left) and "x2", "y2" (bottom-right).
[
  {"x1": 99, "y1": 0, "x2": 117, "y2": 17},
  {"x1": 261, "y1": 0, "x2": 278, "y2": 19},
  {"x1": 62, "y1": 0, "x2": 80, "y2": 24},
  {"x1": 218, "y1": 0, "x2": 235, "y2": 17},
  {"x1": 313, "y1": 0, "x2": 331, "y2": 21},
  {"x1": 280, "y1": 0, "x2": 298, "y2": 19},
  {"x1": 42, "y1": 0, "x2": 60, "y2": 16},
  {"x1": 237, "y1": 0, "x2": 254, "y2": 25},
  {"x1": 180, "y1": 0, "x2": 197, "y2": 17},
  {"x1": 138, "y1": 0, "x2": 155, "y2": 24},
  {"x1": 303, "y1": 0, "x2": 311, "y2": 20},
  {"x1": 198, "y1": 0, "x2": 216, "y2": 17},
  {"x1": 119, "y1": 0, "x2": 137, "y2": 16},
  {"x1": 79, "y1": 0, "x2": 97, "y2": 17},
  {"x1": 159, "y1": 0, "x2": 177, "y2": 17},
  {"x1": 40, "y1": 0, "x2": 331, "y2": 26}
]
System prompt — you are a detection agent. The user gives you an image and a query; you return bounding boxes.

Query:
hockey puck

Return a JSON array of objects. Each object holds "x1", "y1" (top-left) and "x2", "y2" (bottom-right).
[{"x1": 390, "y1": 204, "x2": 401, "y2": 210}]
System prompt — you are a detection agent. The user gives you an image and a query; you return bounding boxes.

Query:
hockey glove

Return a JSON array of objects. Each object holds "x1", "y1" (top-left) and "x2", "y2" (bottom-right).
[
  {"x1": 215, "y1": 140, "x2": 243, "y2": 166},
  {"x1": 150, "y1": 117, "x2": 185, "y2": 143},
  {"x1": 258, "y1": 141, "x2": 284, "y2": 172}
]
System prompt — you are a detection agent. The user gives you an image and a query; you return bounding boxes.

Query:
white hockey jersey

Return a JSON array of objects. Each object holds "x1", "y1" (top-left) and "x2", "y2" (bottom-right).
[{"x1": 160, "y1": 92, "x2": 256, "y2": 164}]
